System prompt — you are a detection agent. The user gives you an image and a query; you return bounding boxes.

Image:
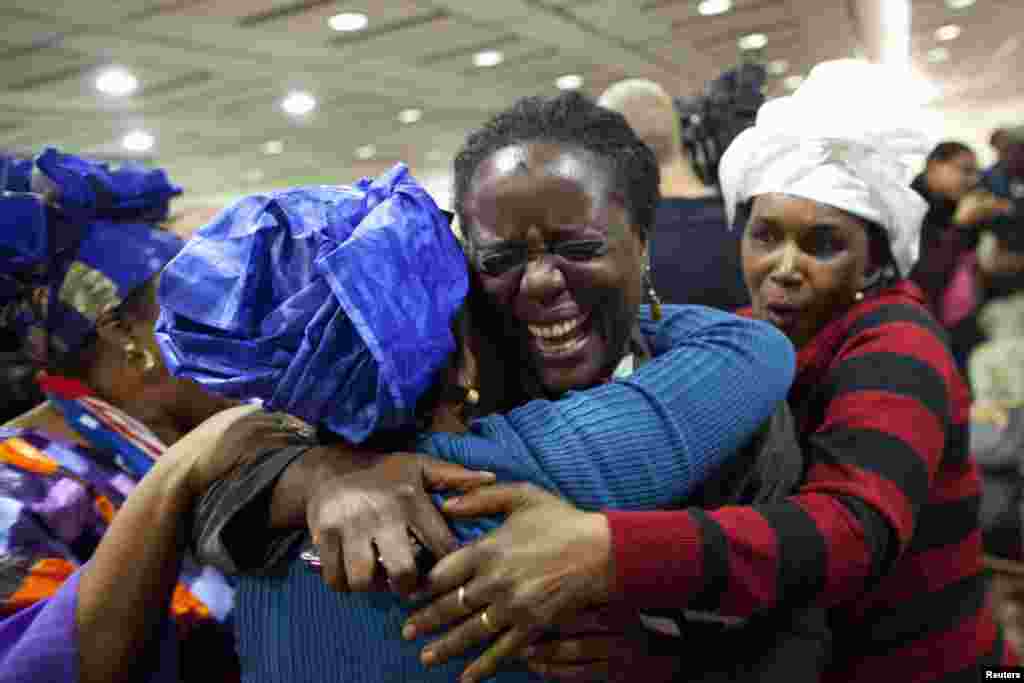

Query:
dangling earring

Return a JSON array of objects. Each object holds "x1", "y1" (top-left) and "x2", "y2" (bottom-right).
[
  {"x1": 125, "y1": 342, "x2": 157, "y2": 372},
  {"x1": 140, "y1": 348, "x2": 156, "y2": 372},
  {"x1": 643, "y1": 268, "x2": 663, "y2": 321}
]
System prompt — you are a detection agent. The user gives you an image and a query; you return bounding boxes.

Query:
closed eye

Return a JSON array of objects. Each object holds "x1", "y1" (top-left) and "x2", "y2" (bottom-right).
[
  {"x1": 552, "y1": 239, "x2": 608, "y2": 261},
  {"x1": 476, "y1": 244, "x2": 528, "y2": 276}
]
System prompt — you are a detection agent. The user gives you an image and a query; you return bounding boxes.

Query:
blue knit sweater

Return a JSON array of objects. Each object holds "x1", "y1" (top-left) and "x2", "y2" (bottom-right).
[{"x1": 234, "y1": 305, "x2": 795, "y2": 682}]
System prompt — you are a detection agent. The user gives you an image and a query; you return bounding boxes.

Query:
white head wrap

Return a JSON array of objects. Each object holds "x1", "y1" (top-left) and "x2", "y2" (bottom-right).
[{"x1": 719, "y1": 60, "x2": 933, "y2": 276}]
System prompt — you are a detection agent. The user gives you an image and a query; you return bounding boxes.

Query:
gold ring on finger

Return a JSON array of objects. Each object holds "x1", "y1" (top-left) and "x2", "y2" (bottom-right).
[{"x1": 480, "y1": 609, "x2": 496, "y2": 632}]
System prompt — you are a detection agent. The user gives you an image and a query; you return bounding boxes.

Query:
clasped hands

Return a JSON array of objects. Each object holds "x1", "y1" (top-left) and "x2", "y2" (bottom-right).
[{"x1": 305, "y1": 452, "x2": 670, "y2": 682}]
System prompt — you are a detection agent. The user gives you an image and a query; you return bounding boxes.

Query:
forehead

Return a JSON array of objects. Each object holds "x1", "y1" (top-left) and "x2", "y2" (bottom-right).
[
  {"x1": 750, "y1": 193, "x2": 868, "y2": 234},
  {"x1": 465, "y1": 142, "x2": 617, "y2": 224}
]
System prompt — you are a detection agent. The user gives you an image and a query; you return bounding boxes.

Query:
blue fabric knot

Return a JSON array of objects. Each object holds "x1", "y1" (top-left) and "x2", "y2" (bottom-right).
[
  {"x1": 156, "y1": 163, "x2": 468, "y2": 443},
  {"x1": 35, "y1": 147, "x2": 182, "y2": 222},
  {"x1": 1, "y1": 156, "x2": 33, "y2": 193}
]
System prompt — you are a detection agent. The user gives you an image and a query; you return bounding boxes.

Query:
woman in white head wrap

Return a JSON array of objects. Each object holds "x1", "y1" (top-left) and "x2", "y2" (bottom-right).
[
  {"x1": 391, "y1": 61, "x2": 1016, "y2": 683},
  {"x1": 719, "y1": 59, "x2": 931, "y2": 344},
  {"x1": 710, "y1": 59, "x2": 1015, "y2": 678}
]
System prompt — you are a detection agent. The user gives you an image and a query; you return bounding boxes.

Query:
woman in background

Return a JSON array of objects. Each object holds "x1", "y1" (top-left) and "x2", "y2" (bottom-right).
[{"x1": 0, "y1": 149, "x2": 241, "y2": 682}]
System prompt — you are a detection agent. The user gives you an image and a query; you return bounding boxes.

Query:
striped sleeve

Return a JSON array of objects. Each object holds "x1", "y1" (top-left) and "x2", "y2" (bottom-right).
[{"x1": 606, "y1": 303, "x2": 962, "y2": 615}]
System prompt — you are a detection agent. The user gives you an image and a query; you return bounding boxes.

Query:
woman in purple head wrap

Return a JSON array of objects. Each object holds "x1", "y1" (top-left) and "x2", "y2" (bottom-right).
[{"x1": 0, "y1": 149, "x2": 255, "y2": 683}]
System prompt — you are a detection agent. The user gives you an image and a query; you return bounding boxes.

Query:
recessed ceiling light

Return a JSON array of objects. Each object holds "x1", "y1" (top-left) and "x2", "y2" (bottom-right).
[
  {"x1": 697, "y1": 0, "x2": 732, "y2": 16},
  {"x1": 473, "y1": 50, "x2": 504, "y2": 68},
  {"x1": 555, "y1": 74, "x2": 584, "y2": 90},
  {"x1": 282, "y1": 91, "x2": 316, "y2": 116},
  {"x1": 935, "y1": 24, "x2": 961, "y2": 41},
  {"x1": 262, "y1": 140, "x2": 284, "y2": 155},
  {"x1": 927, "y1": 46, "x2": 951, "y2": 63},
  {"x1": 95, "y1": 67, "x2": 138, "y2": 97},
  {"x1": 945, "y1": 0, "x2": 975, "y2": 9},
  {"x1": 355, "y1": 144, "x2": 376, "y2": 160},
  {"x1": 328, "y1": 12, "x2": 368, "y2": 32},
  {"x1": 738, "y1": 33, "x2": 768, "y2": 51},
  {"x1": 398, "y1": 108, "x2": 423, "y2": 124},
  {"x1": 122, "y1": 130, "x2": 154, "y2": 152},
  {"x1": 767, "y1": 59, "x2": 789, "y2": 76},
  {"x1": 783, "y1": 75, "x2": 804, "y2": 91}
]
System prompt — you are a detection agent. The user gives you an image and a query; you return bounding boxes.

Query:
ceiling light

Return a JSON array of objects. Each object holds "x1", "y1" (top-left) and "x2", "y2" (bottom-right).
[
  {"x1": 328, "y1": 12, "x2": 368, "y2": 32},
  {"x1": 282, "y1": 91, "x2": 316, "y2": 116},
  {"x1": 262, "y1": 140, "x2": 284, "y2": 155},
  {"x1": 398, "y1": 108, "x2": 422, "y2": 124},
  {"x1": 738, "y1": 33, "x2": 768, "y2": 51},
  {"x1": 355, "y1": 144, "x2": 376, "y2": 160},
  {"x1": 697, "y1": 0, "x2": 732, "y2": 16},
  {"x1": 122, "y1": 130, "x2": 154, "y2": 152},
  {"x1": 95, "y1": 67, "x2": 138, "y2": 97},
  {"x1": 555, "y1": 74, "x2": 584, "y2": 90},
  {"x1": 767, "y1": 59, "x2": 789, "y2": 76},
  {"x1": 473, "y1": 50, "x2": 504, "y2": 68},
  {"x1": 927, "y1": 46, "x2": 951, "y2": 63},
  {"x1": 945, "y1": 0, "x2": 974, "y2": 8},
  {"x1": 935, "y1": 24, "x2": 961, "y2": 41},
  {"x1": 783, "y1": 75, "x2": 804, "y2": 91}
]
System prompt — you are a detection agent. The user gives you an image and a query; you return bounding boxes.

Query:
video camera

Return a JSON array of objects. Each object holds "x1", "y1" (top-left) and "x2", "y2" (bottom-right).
[{"x1": 676, "y1": 63, "x2": 767, "y2": 187}]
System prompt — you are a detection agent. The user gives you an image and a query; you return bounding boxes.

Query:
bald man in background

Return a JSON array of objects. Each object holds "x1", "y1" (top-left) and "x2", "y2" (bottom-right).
[{"x1": 600, "y1": 79, "x2": 748, "y2": 310}]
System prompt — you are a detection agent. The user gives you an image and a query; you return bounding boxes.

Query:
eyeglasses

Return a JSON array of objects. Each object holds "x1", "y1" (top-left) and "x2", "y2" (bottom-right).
[{"x1": 470, "y1": 238, "x2": 610, "y2": 276}]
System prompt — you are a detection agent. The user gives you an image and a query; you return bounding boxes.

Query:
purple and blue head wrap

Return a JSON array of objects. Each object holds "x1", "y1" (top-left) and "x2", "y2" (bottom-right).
[
  {"x1": 0, "y1": 148, "x2": 184, "y2": 365},
  {"x1": 155, "y1": 163, "x2": 469, "y2": 443}
]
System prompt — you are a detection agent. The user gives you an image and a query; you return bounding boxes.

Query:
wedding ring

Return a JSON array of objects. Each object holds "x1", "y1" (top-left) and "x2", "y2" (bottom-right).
[
  {"x1": 458, "y1": 586, "x2": 469, "y2": 610},
  {"x1": 480, "y1": 609, "x2": 495, "y2": 632}
]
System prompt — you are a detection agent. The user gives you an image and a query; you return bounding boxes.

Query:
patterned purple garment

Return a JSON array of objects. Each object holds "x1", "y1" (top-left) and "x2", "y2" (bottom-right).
[{"x1": 0, "y1": 390, "x2": 235, "y2": 683}]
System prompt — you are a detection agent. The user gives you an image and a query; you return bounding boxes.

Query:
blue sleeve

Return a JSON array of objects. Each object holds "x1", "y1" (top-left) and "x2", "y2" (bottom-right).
[{"x1": 419, "y1": 305, "x2": 795, "y2": 516}]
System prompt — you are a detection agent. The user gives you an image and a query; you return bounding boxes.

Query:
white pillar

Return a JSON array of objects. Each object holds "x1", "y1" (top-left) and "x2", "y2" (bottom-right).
[{"x1": 850, "y1": 0, "x2": 910, "y2": 69}]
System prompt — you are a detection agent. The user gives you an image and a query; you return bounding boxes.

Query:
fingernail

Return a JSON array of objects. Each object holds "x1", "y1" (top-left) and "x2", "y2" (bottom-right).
[
  {"x1": 402, "y1": 624, "x2": 416, "y2": 640},
  {"x1": 421, "y1": 649, "x2": 435, "y2": 666}
]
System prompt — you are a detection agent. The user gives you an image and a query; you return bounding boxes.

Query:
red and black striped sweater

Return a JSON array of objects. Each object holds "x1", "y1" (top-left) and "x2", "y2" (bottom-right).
[{"x1": 605, "y1": 281, "x2": 1015, "y2": 682}]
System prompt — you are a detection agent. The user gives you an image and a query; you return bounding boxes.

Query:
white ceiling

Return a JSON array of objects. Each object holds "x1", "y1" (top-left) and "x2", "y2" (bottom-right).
[{"x1": 1, "y1": 0, "x2": 1019, "y2": 205}]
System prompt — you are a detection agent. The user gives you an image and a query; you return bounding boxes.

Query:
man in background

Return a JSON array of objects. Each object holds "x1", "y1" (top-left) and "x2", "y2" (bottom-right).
[
  {"x1": 599, "y1": 79, "x2": 749, "y2": 310},
  {"x1": 984, "y1": 126, "x2": 1024, "y2": 201}
]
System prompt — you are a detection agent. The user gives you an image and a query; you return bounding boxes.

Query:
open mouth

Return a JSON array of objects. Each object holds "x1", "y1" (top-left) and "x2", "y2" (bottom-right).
[
  {"x1": 763, "y1": 303, "x2": 801, "y2": 327},
  {"x1": 526, "y1": 314, "x2": 591, "y2": 358}
]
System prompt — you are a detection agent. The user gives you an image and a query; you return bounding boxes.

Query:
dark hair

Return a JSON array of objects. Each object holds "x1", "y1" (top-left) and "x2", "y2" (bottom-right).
[
  {"x1": 926, "y1": 141, "x2": 975, "y2": 165},
  {"x1": 453, "y1": 91, "x2": 660, "y2": 239},
  {"x1": 676, "y1": 63, "x2": 766, "y2": 187}
]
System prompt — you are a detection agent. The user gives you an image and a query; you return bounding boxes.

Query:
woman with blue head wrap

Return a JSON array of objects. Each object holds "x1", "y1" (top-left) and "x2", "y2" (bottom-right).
[
  {"x1": 161, "y1": 93, "x2": 801, "y2": 683},
  {"x1": 0, "y1": 148, "x2": 254, "y2": 682}
]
